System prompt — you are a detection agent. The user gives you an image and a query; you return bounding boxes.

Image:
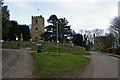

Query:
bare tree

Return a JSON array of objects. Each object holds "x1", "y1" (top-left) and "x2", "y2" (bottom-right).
[
  {"x1": 79, "y1": 29, "x2": 83, "y2": 35},
  {"x1": 93, "y1": 29, "x2": 104, "y2": 37},
  {"x1": 79, "y1": 29, "x2": 94, "y2": 48},
  {"x1": 110, "y1": 17, "x2": 120, "y2": 47}
]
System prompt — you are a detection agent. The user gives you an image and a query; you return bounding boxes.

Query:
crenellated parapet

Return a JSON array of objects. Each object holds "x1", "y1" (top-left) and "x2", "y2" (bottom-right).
[{"x1": 32, "y1": 15, "x2": 44, "y2": 18}]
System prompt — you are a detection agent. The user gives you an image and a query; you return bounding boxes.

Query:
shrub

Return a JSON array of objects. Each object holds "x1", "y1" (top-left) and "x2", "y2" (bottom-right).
[
  {"x1": 106, "y1": 48, "x2": 112, "y2": 53},
  {"x1": 105, "y1": 47, "x2": 120, "y2": 55},
  {"x1": 112, "y1": 48, "x2": 119, "y2": 54},
  {"x1": 117, "y1": 47, "x2": 120, "y2": 55},
  {"x1": 100, "y1": 47, "x2": 105, "y2": 52}
]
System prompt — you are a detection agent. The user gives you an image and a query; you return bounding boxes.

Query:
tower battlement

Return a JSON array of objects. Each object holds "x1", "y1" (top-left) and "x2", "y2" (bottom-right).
[{"x1": 32, "y1": 15, "x2": 44, "y2": 18}]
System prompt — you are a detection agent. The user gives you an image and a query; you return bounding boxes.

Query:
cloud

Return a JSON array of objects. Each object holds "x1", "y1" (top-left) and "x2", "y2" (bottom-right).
[
  {"x1": 4, "y1": 0, "x2": 118, "y2": 33},
  {"x1": 61, "y1": 2, "x2": 118, "y2": 32},
  {"x1": 4, "y1": 0, "x2": 34, "y2": 10},
  {"x1": 42, "y1": 2, "x2": 118, "y2": 32}
]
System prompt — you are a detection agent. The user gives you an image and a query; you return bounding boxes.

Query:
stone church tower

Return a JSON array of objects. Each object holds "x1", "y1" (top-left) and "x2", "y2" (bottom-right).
[{"x1": 31, "y1": 15, "x2": 45, "y2": 42}]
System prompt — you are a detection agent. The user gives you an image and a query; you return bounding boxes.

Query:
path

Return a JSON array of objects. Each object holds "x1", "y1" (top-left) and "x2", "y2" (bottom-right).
[{"x1": 2, "y1": 49, "x2": 35, "y2": 78}]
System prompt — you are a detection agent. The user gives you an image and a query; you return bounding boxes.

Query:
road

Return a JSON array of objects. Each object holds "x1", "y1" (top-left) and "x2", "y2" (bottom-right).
[
  {"x1": 90, "y1": 51, "x2": 119, "y2": 78},
  {"x1": 2, "y1": 49, "x2": 119, "y2": 78},
  {"x1": 2, "y1": 49, "x2": 35, "y2": 78}
]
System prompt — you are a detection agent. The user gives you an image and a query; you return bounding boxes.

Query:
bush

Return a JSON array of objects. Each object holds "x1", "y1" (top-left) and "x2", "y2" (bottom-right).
[
  {"x1": 100, "y1": 47, "x2": 105, "y2": 52},
  {"x1": 112, "y1": 48, "x2": 119, "y2": 54},
  {"x1": 105, "y1": 47, "x2": 120, "y2": 55},
  {"x1": 106, "y1": 48, "x2": 112, "y2": 53},
  {"x1": 116, "y1": 47, "x2": 120, "y2": 55}
]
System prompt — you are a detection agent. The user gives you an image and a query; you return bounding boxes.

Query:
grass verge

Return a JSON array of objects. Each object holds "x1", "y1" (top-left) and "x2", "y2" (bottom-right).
[{"x1": 33, "y1": 52, "x2": 91, "y2": 78}]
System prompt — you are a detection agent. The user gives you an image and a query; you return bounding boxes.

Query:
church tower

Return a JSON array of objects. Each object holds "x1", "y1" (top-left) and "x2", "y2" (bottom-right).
[{"x1": 31, "y1": 15, "x2": 45, "y2": 42}]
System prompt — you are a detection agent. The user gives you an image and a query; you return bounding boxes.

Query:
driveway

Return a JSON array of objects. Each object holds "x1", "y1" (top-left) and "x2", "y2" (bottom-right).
[{"x1": 2, "y1": 49, "x2": 35, "y2": 78}]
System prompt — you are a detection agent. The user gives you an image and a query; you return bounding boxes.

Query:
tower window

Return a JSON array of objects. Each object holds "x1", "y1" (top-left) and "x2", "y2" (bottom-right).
[
  {"x1": 35, "y1": 37, "x2": 38, "y2": 41},
  {"x1": 35, "y1": 19, "x2": 38, "y2": 24},
  {"x1": 36, "y1": 37, "x2": 37, "y2": 40}
]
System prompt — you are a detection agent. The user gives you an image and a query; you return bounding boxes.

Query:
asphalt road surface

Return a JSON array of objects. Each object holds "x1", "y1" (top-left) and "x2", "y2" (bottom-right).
[
  {"x1": 90, "y1": 51, "x2": 119, "y2": 78},
  {"x1": 2, "y1": 49, "x2": 35, "y2": 78}
]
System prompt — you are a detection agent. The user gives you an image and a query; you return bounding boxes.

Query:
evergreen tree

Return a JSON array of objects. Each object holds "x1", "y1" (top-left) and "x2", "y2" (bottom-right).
[
  {"x1": 42, "y1": 14, "x2": 74, "y2": 43},
  {"x1": 7, "y1": 21, "x2": 19, "y2": 41},
  {"x1": 2, "y1": 6, "x2": 11, "y2": 40},
  {"x1": 19, "y1": 25, "x2": 31, "y2": 41},
  {"x1": 72, "y1": 34, "x2": 83, "y2": 46},
  {"x1": 58, "y1": 18, "x2": 72, "y2": 42}
]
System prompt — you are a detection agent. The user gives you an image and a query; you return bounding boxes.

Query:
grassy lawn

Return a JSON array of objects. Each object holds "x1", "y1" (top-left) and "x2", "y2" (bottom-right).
[
  {"x1": 60, "y1": 49, "x2": 91, "y2": 55},
  {"x1": 33, "y1": 52, "x2": 91, "y2": 78}
]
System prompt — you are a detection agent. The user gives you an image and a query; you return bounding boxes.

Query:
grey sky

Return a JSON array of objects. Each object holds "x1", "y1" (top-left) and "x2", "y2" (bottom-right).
[{"x1": 4, "y1": 0, "x2": 119, "y2": 33}]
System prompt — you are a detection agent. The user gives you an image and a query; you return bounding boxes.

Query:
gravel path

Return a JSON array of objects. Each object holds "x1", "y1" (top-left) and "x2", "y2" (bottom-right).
[{"x1": 2, "y1": 49, "x2": 35, "y2": 78}]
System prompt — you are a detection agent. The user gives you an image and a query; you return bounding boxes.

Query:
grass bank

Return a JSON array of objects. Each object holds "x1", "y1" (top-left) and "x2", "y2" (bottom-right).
[
  {"x1": 33, "y1": 52, "x2": 91, "y2": 78},
  {"x1": 32, "y1": 45, "x2": 91, "y2": 55},
  {"x1": 2, "y1": 45, "x2": 22, "y2": 49},
  {"x1": 2, "y1": 41, "x2": 36, "y2": 49}
]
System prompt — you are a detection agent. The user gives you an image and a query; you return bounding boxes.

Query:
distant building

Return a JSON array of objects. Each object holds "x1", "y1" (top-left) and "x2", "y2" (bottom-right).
[
  {"x1": 92, "y1": 35, "x2": 116, "y2": 50},
  {"x1": 94, "y1": 36, "x2": 104, "y2": 48},
  {"x1": 31, "y1": 15, "x2": 45, "y2": 42}
]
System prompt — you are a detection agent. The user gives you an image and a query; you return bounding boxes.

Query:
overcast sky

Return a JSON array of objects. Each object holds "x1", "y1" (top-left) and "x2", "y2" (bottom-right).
[{"x1": 4, "y1": 0, "x2": 119, "y2": 33}]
